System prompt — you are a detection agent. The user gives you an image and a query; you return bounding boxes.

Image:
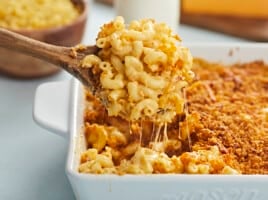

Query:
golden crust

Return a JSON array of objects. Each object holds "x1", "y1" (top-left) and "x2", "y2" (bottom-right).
[{"x1": 80, "y1": 59, "x2": 268, "y2": 174}]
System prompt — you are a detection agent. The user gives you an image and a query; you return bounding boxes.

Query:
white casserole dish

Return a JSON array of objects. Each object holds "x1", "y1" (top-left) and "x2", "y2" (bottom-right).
[{"x1": 33, "y1": 43, "x2": 268, "y2": 200}]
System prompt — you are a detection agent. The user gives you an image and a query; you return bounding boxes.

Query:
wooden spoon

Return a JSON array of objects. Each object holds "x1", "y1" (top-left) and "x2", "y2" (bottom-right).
[{"x1": 0, "y1": 28, "x2": 100, "y2": 94}]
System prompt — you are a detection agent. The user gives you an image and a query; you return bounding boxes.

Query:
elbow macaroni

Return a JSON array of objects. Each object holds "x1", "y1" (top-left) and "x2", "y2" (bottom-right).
[
  {"x1": 80, "y1": 91, "x2": 240, "y2": 175},
  {"x1": 79, "y1": 58, "x2": 268, "y2": 175},
  {"x1": 0, "y1": 0, "x2": 79, "y2": 30},
  {"x1": 82, "y1": 17, "x2": 194, "y2": 123}
]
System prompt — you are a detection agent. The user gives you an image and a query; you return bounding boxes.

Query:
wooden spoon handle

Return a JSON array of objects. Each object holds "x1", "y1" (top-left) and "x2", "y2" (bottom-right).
[
  {"x1": 0, "y1": 28, "x2": 100, "y2": 94},
  {"x1": 0, "y1": 28, "x2": 72, "y2": 66}
]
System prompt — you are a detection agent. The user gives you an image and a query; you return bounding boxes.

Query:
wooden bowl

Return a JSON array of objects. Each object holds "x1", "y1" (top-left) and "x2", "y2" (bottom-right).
[{"x1": 0, "y1": 0, "x2": 88, "y2": 78}]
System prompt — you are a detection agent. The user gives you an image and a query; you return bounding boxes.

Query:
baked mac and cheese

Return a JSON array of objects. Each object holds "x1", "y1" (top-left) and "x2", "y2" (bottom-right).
[
  {"x1": 78, "y1": 17, "x2": 267, "y2": 175},
  {"x1": 0, "y1": 0, "x2": 80, "y2": 29},
  {"x1": 82, "y1": 17, "x2": 194, "y2": 123},
  {"x1": 79, "y1": 59, "x2": 268, "y2": 175}
]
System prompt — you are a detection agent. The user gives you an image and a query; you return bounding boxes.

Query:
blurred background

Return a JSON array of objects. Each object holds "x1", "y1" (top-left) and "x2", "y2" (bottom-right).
[
  {"x1": 0, "y1": 0, "x2": 266, "y2": 200},
  {"x1": 100, "y1": 0, "x2": 268, "y2": 41}
]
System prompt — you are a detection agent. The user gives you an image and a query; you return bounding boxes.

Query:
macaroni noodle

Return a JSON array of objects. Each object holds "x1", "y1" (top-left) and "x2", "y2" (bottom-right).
[
  {"x1": 82, "y1": 17, "x2": 194, "y2": 123},
  {"x1": 0, "y1": 0, "x2": 80, "y2": 29},
  {"x1": 79, "y1": 59, "x2": 268, "y2": 175}
]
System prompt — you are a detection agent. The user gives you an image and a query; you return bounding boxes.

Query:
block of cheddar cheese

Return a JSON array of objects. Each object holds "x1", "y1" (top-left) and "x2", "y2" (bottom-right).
[
  {"x1": 181, "y1": 0, "x2": 268, "y2": 41},
  {"x1": 182, "y1": 0, "x2": 268, "y2": 19}
]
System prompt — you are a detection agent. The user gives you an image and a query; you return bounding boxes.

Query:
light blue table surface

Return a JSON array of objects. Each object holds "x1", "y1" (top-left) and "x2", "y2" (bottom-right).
[{"x1": 0, "y1": 2, "x2": 248, "y2": 200}]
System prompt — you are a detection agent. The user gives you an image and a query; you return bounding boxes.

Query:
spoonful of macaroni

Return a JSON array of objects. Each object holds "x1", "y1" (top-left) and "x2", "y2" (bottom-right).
[
  {"x1": 83, "y1": 17, "x2": 194, "y2": 123},
  {"x1": 0, "y1": 17, "x2": 194, "y2": 123}
]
